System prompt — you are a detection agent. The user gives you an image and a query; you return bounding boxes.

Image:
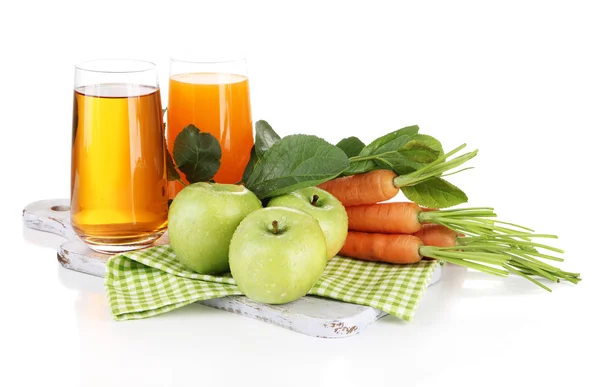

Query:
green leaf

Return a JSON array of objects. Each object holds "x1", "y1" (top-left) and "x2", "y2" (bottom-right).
[
  {"x1": 336, "y1": 136, "x2": 365, "y2": 158},
  {"x1": 400, "y1": 177, "x2": 468, "y2": 209},
  {"x1": 245, "y1": 134, "x2": 350, "y2": 199},
  {"x1": 165, "y1": 147, "x2": 182, "y2": 182},
  {"x1": 344, "y1": 125, "x2": 419, "y2": 175},
  {"x1": 241, "y1": 120, "x2": 282, "y2": 184},
  {"x1": 173, "y1": 125, "x2": 222, "y2": 183},
  {"x1": 399, "y1": 140, "x2": 440, "y2": 163},
  {"x1": 371, "y1": 140, "x2": 440, "y2": 174},
  {"x1": 255, "y1": 120, "x2": 281, "y2": 158},
  {"x1": 161, "y1": 107, "x2": 182, "y2": 183},
  {"x1": 241, "y1": 146, "x2": 258, "y2": 184},
  {"x1": 412, "y1": 134, "x2": 443, "y2": 153},
  {"x1": 373, "y1": 155, "x2": 421, "y2": 175},
  {"x1": 344, "y1": 159, "x2": 377, "y2": 175},
  {"x1": 362, "y1": 125, "x2": 420, "y2": 155}
]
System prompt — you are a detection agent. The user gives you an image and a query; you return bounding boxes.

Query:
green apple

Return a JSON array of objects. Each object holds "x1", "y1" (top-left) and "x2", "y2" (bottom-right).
[
  {"x1": 168, "y1": 182, "x2": 262, "y2": 274},
  {"x1": 229, "y1": 207, "x2": 327, "y2": 304},
  {"x1": 267, "y1": 187, "x2": 348, "y2": 259}
]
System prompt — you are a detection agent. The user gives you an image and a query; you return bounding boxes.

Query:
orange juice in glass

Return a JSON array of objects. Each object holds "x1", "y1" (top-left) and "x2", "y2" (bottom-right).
[{"x1": 167, "y1": 57, "x2": 253, "y2": 198}]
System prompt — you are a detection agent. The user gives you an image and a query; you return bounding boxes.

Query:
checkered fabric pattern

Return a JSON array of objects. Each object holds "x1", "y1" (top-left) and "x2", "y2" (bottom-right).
[{"x1": 105, "y1": 245, "x2": 440, "y2": 322}]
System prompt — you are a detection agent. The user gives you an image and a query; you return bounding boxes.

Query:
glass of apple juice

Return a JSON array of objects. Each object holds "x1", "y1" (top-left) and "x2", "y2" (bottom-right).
[{"x1": 71, "y1": 60, "x2": 169, "y2": 253}]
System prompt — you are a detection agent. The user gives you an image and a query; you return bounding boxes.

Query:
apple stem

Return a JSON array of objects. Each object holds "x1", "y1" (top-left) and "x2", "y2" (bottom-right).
[
  {"x1": 272, "y1": 220, "x2": 279, "y2": 235},
  {"x1": 311, "y1": 195, "x2": 319, "y2": 206}
]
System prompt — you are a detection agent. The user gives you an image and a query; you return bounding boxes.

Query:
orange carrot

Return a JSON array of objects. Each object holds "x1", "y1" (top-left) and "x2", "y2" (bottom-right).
[
  {"x1": 338, "y1": 224, "x2": 579, "y2": 292},
  {"x1": 346, "y1": 202, "x2": 422, "y2": 234},
  {"x1": 339, "y1": 231, "x2": 423, "y2": 264},
  {"x1": 318, "y1": 170, "x2": 399, "y2": 206},
  {"x1": 413, "y1": 224, "x2": 458, "y2": 247},
  {"x1": 345, "y1": 202, "x2": 508, "y2": 237},
  {"x1": 318, "y1": 144, "x2": 478, "y2": 206}
]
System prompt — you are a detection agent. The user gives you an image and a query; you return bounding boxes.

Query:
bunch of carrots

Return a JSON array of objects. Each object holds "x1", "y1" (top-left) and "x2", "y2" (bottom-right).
[{"x1": 318, "y1": 169, "x2": 581, "y2": 291}]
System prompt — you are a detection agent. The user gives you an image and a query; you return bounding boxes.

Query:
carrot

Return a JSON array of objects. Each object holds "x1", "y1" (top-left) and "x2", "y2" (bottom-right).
[
  {"x1": 346, "y1": 202, "x2": 422, "y2": 234},
  {"x1": 413, "y1": 224, "x2": 457, "y2": 247},
  {"x1": 318, "y1": 170, "x2": 399, "y2": 207},
  {"x1": 339, "y1": 232, "x2": 423, "y2": 264},
  {"x1": 339, "y1": 231, "x2": 515, "y2": 277},
  {"x1": 345, "y1": 202, "x2": 532, "y2": 236},
  {"x1": 318, "y1": 144, "x2": 478, "y2": 207},
  {"x1": 338, "y1": 223, "x2": 580, "y2": 292}
]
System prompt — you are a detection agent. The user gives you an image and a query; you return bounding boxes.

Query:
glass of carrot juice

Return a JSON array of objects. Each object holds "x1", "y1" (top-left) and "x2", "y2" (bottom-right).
[{"x1": 167, "y1": 57, "x2": 253, "y2": 198}]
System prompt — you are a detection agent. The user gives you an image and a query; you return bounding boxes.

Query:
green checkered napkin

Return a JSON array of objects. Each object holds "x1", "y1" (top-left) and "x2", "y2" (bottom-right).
[{"x1": 105, "y1": 245, "x2": 440, "y2": 322}]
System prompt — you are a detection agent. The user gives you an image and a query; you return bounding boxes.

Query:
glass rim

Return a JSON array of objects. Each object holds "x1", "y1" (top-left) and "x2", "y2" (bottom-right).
[
  {"x1": 169, "y1": 55, "x2": 247, "y2": 65},
  {"x1": 75, "y1": 59, "x2": 157, "y2": 74}
]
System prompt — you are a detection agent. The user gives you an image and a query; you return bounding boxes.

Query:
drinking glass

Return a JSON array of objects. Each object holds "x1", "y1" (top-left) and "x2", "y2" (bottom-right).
[
  {"x1": 167, "y1": 56, "x2": 253, "y2": 199},
  {"x1": 71, "y1": 59, "x2": 169, "y2": 253}
]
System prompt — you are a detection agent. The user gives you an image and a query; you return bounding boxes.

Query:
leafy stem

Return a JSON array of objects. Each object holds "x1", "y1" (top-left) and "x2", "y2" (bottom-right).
[
  {"x1": 346, "y1": 144, "x2": 477, "y2": 208},
  {"x1": 392, "y1": 144, "x2": 478, "y2": 188},
  {"x1": 349, "y1": 151, "x2": 398, "y2": 163},
  {"x1": 416, "y1": 206, "x2": 580, "y2": 290}
]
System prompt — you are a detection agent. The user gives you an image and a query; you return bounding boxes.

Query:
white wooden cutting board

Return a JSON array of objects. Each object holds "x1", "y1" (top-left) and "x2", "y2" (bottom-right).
[{"x1": 23, "y1": 199, "x2": 441, "y2": 338}]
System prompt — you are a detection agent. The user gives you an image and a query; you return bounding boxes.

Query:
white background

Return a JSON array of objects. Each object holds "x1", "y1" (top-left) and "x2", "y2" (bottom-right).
[{"x1": 2, "y1": 1, "x2": 599, "y2": 386}]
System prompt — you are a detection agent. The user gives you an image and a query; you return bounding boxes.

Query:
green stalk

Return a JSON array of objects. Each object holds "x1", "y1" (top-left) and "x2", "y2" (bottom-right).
[
  {"x1": 481, "y1": 238, "x2": 564, "y2": 256},
  {"x1": 420, "y1": 246, "x2": 510, "y2": 276},
  {"x1": 419, "y1": 232, "x2": 577, "y2": 291},
  {"x1": 504, "y1": 250, "x2": 564, "y2": 269},
  {"x1": 427, "y1": 207, "x2": 496, "y2": 215},
  {"x1": 392, "y1": 144, "x2": 479, "y2": 187},
  {"x1": 557, "y1": 270, "x2": 581, "y2": 277},
  {"x1": 440, "y1": 167, "x2": 474, "y2": 178},
  {"x1": 437, "y1": 220, "x2": 494, "y2": 238},
  {"x1": 500, "y1": 249, "x2": 580, "y2": 283},
  {"x1": 503, "y1": 265, "x2": 552, "y2": 292},
  {"x1": 510, "y1": 257, "x2": 560, "y2": 282},
  {"x1": 488, "y1": 220, "x2": 536, "y2": 232},
  {"x1": 429, "y1": 250, "x2": 510, "y2": 264},
  {"x1": 557, "y1": 275, "x2": 582, "y2": 285},
  {"x1": 462, "y1": 233, "x2": 557, "y2": 239},
  {"x1": 437, "y1": 257, "x2": 510, "y2": 277},
  {"x1": 461, "y1": 236, "x2": 565, "y2": 259},
  {"x1": 438, "y1": 218, "x2": 535, "y2": 237},
  {"x1": 349, "y1": 153, "x2": 396, "y2": 163},
  {"x1": 503, "y1": 245, "x2": 564, "y2": 262},
  {"x1": 420, "y1": 209, "x2": 524, "y2": 233},
  {"x1": 418, "y1": 210, "x2": 566, "y2": 256},
  {"x1": 507, "y1": 262, "x2": 539, "y2": 276}
]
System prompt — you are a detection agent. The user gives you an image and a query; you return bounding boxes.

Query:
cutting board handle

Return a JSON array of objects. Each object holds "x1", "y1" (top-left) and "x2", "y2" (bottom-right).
[
  {"x1": 23, "y1": 199, "x2": 75, "y2": 240},
  {"x1": 23, "y1": 199, "x2": 112, "y2": 275}
]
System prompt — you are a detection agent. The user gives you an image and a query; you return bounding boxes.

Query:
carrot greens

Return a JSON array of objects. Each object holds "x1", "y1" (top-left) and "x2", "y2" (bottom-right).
[{"x1": 239, "y1": 121, "x2": 477, "y2": 202}]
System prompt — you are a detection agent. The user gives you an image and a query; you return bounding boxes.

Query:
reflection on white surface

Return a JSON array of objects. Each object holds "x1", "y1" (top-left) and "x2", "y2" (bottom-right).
[
  {"x1": 22, "y1": 225, "x2": 66, "y2": 252},
  {"x1": 463, "y1": 278, "x2": 505, "y2": 290},
  {"x1": 56, "y1": 258, "x2": 105, "y2": 293},
  {"x1": 17, "y1": 214, "x2": 596, "y2": 387}
]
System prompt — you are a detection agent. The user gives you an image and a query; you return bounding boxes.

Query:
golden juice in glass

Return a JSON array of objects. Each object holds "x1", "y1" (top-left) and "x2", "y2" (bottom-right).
[
  {"x1": 167, "y1": 72, "x2": 253, "y2": 197},
  {"x1": 71, "y1": 83, "x2": 168, "y2": 252}
]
